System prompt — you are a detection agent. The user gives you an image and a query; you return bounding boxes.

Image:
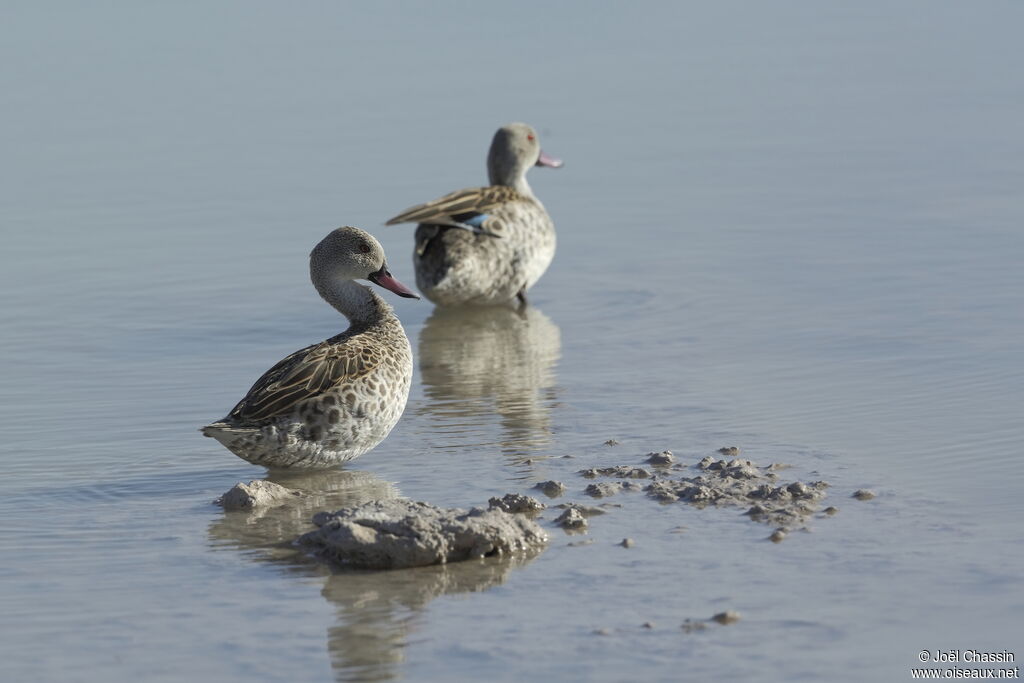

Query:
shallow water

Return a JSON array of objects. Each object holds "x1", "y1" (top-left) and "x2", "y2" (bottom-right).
[{"x1": 2, "y1": 2, "x2": 1023, "y2": 681}]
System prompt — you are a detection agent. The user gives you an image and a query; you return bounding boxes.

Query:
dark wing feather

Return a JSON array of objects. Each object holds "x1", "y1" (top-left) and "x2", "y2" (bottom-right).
[
  {"x1": 226, "y1": 339, "x2": 375, "y2": 423},
  {"x1": 385, "y1": 186, "x2": 523, "y2": 226}
]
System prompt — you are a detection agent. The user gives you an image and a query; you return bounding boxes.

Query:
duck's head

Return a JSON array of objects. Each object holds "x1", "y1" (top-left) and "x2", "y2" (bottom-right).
[
  {"x1": 310, "y1": 226, "x2": 419, "y2": 299},
  {"x1": 487, "y1": 122, "x2": 563, "y2": 190}
]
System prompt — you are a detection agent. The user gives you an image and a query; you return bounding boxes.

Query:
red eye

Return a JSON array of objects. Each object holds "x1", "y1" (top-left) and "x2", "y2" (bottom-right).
[
  {"x1": 359, "y1": 243, "x2": 371, "y2": 254},
  {"x1": 527, "y1": 134, "x2": 535, "y2": 141}
]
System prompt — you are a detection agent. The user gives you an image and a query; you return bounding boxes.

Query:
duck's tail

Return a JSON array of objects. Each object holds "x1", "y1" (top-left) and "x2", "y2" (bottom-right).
[
  {"x1": 200, "y1": 421, "x2": 250, "y2": 440},
  {"x1": 200, "y1": 421, "x2": 226, "y2": 438}
]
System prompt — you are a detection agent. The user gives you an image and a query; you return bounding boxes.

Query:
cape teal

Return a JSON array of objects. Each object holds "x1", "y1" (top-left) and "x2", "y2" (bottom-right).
[
  {"x1": 202, "y1": 227, "x2": 418, "y2": 468},
  {"x1": 387, "y1": 122, "x2": 562, "y2": 306}
]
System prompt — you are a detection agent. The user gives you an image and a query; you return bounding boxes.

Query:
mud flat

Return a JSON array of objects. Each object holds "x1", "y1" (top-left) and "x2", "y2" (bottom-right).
[
  {"x1": 572, "y1": 449, "x2": 836, "y2": 537},
  {"x1": 298, "y1": 500, "x2": 549, "y2": 570},
  {"x1": 643, "y1": 454, "x2": 830, "y2": 531}
]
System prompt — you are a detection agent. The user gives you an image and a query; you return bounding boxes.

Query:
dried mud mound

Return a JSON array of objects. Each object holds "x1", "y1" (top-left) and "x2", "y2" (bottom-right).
[
  {"x1": 215, "y1": 480, "x2": 302, "y2": 510},
  {"x1": 298, "y1": 499, "x2": 549, "y2": 570}
]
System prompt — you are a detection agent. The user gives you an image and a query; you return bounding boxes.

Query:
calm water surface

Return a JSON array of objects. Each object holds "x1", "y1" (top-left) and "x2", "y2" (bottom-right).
[{"x1": 2, "y1": 3, "x2": 1022, "y2": 681}]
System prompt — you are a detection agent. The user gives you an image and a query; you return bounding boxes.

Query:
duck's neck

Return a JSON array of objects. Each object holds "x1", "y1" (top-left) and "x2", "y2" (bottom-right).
[
  {"x1": 488, "y1": 161, "x2": 533, "y2": 197},
  {"x1": 315, "y1": 278, "x2": 394, "y2": 327}
]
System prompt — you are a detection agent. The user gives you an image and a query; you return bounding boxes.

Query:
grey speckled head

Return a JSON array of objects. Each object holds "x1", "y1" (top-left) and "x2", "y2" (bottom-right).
[
  {"x1": 311, "y1": 226, "x2": 418, "y2": 300},
  {"x1": 487, "y1": 123, "x2": 562, "y2": 192}
]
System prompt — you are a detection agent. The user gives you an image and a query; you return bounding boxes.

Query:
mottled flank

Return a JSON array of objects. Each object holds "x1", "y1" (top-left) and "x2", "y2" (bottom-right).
[
  {"x1": 202, "y1": 227, "x2": 416, "y2": 468},
  {"x1": 387, "y1": 122, "x2": 561, "y2": 306}
]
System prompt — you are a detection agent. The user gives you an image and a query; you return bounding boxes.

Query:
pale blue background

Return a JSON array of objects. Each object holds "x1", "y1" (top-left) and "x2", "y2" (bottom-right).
[{"x1": 2, "y1": 2, "x2": 1022, "y2": 681}]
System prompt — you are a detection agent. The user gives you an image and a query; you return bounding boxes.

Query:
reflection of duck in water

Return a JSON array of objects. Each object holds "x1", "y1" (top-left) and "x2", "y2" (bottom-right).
[
  {"x1": 417, "y1": 305, "x2": 561, "y2": 456},
  {"x1": 322, "y1": 553, "x2": 540, "y2": 682},
  {"x1": 207, "y1": 468, "x2": 399, "y2": 566}
]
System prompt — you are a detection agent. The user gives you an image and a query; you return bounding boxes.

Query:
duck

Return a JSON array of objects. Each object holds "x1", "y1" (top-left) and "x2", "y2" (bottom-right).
[
  {"x1": 386, "y1": 122, "x2": 562, "y2": 307},
  {"x1": 202, "y1": 226, "x2": 419, "y2": 469}
]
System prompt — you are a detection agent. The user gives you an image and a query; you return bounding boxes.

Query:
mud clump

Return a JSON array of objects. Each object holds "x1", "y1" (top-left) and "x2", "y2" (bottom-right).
[
  {"x1": 298, "y1": 500, "x2": 548, "y2": 570},
  {"x1": 711, "y1": 610, "x2": 741, "y2": 625},
  {"x1": 553, "y1": 503, "x2": 607, "y2": 517},
  {"x1": 561, "y1": 447, "x2": 835, "y2": 541},
  {"x1": 554, "y1": 508, "x2": 588, "y2": 531},
  {"x1": 579, "y1": 466, "x2": 651, "y2": 479},
  {"x1": 216, "y1": 480, "x2": 302, "y2": 510},
  {"x1": 585, "y1": 482, "x2": 621, "y2": 498},
  {"x1": 680, "y1": 619, "x2": 707, "y2": 634},
  {"x1": 585, "y1": 481, "x2": 643, "y2": 498},
  {"x1": 852, "y1": 489, "x2": 876, "y2": 501},
  {"x1": 682, "y1": 610, "x2": 741, "y2": 633},
  {"x1": 488, "y1": 493, "x2": 545, "y2": 515},
  {"x1": 619, "y1": 538, "x2": 635, "y2": 548},
  {"x1": 533, "y1": 480, "x2": 567, "y2": 498},
  {"x1": 641, "y1": 455, "x2": 829, "y2": 531},
  {"x1": 645, "y1": 450, "x2": 675, "y2": 466}
]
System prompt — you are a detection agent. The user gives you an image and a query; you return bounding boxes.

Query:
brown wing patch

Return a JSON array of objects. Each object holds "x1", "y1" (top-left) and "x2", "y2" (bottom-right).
[
  {"x1": 228, "y1": 338, "x2": 377, "y2": 423},
  {"x1": 386, "y1": 186, "x2": 524, "y2": 226}
]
